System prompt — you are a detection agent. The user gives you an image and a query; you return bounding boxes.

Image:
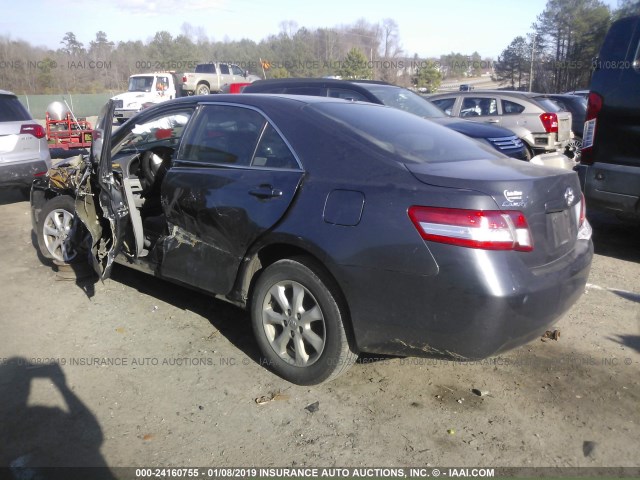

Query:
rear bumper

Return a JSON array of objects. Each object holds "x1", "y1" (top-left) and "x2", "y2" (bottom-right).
[
  {"x1": 340, "y1": 239, "x2": 593, "y2": 359},
  {"x1": 576, "y1": 163, "x2": 640, "y2": 218},
  {"x1": 0, "y1": 159, "x2": 49, "y2": 188}
]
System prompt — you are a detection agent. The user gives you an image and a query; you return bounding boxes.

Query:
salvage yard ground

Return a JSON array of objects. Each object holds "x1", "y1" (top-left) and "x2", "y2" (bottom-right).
[{"x1": 1, "y1": 187, "x2": 639, "y2": 469}]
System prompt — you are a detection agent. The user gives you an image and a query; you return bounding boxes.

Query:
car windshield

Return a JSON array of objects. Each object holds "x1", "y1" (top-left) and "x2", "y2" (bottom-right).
[
  {"x1": 128, "y1": 76, "x2": 154, "y2": 92},
  {"x1": 533, "y1": 97, "x2": 563, "y2": 112},
  {"x1": 355, "y1": 84, "x2": 446, "y2": 119},
  {"x1": 311, "y1": 102, "x2": 499, "y2": 164}
]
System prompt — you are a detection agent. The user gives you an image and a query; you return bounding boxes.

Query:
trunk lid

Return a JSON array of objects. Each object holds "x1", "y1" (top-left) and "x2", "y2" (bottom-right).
[{"x1": 406, "y1": 158, "x2": 584, "y2": 267}]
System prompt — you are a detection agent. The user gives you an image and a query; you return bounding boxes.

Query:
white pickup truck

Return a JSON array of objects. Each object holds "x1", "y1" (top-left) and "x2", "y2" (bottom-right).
[
  {"x1": 112, "y1": 72, "x2": 181, "y2": 123},
  {"x1": 181, "y1": 63, "x2": 261, "y2": 95}
]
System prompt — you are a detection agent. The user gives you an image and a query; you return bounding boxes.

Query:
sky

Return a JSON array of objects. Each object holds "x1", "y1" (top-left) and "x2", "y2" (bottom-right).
[{"x1": 0, "y1": 0, "x2": 622, "y2": 59}]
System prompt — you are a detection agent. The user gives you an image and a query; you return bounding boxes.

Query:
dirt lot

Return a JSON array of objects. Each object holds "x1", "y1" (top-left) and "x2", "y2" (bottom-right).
[{"x1": 1, "y1": 186, "x2": 639, "y2": 472}]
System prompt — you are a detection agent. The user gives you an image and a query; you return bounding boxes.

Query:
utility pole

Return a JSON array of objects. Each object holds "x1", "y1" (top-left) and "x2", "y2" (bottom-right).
[{"x1": 529, "y1": 34, "x2": 536, "y2": 92}]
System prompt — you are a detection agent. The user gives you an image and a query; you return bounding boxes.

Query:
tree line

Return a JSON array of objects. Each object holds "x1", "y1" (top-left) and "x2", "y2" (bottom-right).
[
  {"x1": 2, "y1": 0, "x2": 637, "y2": 96},
  {"x1": 494, "y1": 0, "x2": 639, "y2": 92},
  {"x1": 0, "y1": 19, "x2": 443, "y2": 95}
]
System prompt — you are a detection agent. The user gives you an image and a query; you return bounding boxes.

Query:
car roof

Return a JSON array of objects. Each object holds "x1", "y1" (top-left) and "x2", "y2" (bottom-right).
[
  {"x1": 246, "y1": 78, "x2": 391, "y2": 87},
  {"x1": 0, "y1": 89, "x2": 17, "y2": 96},
  {"x1": 431, "y1": 90, "x2": 546, "y2": 98}
]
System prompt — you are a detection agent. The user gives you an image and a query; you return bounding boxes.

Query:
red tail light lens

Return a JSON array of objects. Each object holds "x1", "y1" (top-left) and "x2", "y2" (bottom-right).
[
  {"x1": 585, "y1": 92, "x2": 602, "y2": 121},
  {"x1": 182, "y1": 76, "x2": 187, "y2": 83},
  {"x1": 20, "y1": 124, "x2": 46, "y2": 139},
  {"x1": 579, "y1": 193, "x2": 586, "y2": 227},
  {"x1": 408, "y1": 206, "x2": 533, "y2": 252},
  {"x1": 539, "y1": 113, "x2": 558, "y2": 133}
]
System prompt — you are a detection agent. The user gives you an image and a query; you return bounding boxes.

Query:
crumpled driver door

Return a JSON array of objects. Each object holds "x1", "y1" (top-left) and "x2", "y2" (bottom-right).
[{"x1": 74, "y1": 100, "x2": 130, "y2": 279}]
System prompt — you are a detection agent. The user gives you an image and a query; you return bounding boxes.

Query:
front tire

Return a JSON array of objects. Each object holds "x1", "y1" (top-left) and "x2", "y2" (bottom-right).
[
  {"x1": 250, "y1": 257, "x2": 357, "y2": 385},
  {"x1": 36, "y1": 195, "x2": 78, "y2": 263}
]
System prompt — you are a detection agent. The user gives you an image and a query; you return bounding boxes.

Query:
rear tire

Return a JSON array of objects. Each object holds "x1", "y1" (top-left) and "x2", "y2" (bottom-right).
[
  {"x1": 196, "y1": 84, "x2": 210, "y2": 95},
  {"x1": 250, "y1": 257, "x2": 357, "y2": 385},
  {"x1": 524, "y1": 144, "x2": 534, "y2": 161}
]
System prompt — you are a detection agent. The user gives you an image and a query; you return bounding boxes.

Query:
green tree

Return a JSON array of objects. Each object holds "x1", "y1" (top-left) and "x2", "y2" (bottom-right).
[
  {"x1": 494, "y1": 36, "x2": 530, "y2": 88},
  {"x1": 535, "y1": 0, "x2": 611, "y2": 91},
  {"x1": 613, "y1": 0, "x2": 640, "y2": 19},
  {"x1": 413, "y1": 60, "x2": 441, "y2": 92},
  {"x1": 336, "y1": 47, "x2": 370, "y2": 79},
  {"x1": 60, "y1": 32, "x2": 84, "y2": 56}
]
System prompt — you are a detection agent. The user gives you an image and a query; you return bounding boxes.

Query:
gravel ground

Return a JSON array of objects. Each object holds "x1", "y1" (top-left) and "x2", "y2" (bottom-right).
[{"x1": 0, "y1": 186, "x2": 638, "y2": 474}]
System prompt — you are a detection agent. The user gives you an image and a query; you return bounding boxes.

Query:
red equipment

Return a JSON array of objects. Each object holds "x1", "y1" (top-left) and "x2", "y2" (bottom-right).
[{"x1": 46, "y1": 112, "x2": 93, "y2": 150}]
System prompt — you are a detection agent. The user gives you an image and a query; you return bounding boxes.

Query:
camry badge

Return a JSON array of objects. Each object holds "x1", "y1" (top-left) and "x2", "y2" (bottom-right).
[{"x1": 564, "y1": 187, "x2": 575, "y2": 206}]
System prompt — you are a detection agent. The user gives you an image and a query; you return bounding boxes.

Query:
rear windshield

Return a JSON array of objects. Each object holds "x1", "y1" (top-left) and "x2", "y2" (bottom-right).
[
  {"x1": 311, "y1": 102, "x2": 500, "y2": 164},
  {"x1": 533, "y1": 97, "x2": 563, "y2": 112},
  {"x1": 0, "y1": 95, "x2": 32, "y2": 122}
]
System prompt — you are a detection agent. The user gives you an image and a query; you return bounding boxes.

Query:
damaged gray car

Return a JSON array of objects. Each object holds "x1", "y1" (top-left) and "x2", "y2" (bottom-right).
[{"x1": 31, "y1": 95, "x2": 593, "y2": 385}]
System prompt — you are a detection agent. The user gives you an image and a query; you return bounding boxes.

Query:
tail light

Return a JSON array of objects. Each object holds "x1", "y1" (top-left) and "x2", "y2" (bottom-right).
[
  {"x1": 34, "y1": 171, "x2": 47, "y2": 177},
  {"x1": 408, "y1": 206, "x2": 533, "y2": 252},
  {"x1": 20, "y1": 124, "x2": 46, "y2": 139},
  {"x1": 580, "y1": 92, "x2": 603, "y2": 165},
  {"x1": 182, "y1": 75, "x2": 187, "y2": 83},
  {"x1": 539, "y1": 113, "x2": 558, "y2": 133}
]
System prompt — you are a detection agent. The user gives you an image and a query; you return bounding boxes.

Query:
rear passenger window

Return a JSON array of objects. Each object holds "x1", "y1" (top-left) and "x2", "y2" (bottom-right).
[
  {"x1": 431, "y1": 98, "x2": 455, "y2": 115},
  {"x1": 180, "y1": 105, "x2": 265, "y2": 166},
  {"x1": 502, "y1": 100, "x2": 525, "y2": 114},
  {"x1": 219, "y1": 64, "x2": 230, "y2": 75},
  {"x1": 252, "y1": 124, "x2": 298, "y2": 169}
]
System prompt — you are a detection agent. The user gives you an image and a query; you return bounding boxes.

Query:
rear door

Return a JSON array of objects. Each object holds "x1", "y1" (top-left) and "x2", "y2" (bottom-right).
[{"x1": 159, "y1": 103, "x2": 304, "y2": 294}]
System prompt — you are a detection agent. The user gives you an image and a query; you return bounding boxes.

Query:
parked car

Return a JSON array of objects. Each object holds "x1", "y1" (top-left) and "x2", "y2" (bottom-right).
[
  {"x1": 31, "y1": 94, "x2": 593, "y2": 385},
  {"x1": 429, "y1": 90, "x2": 573, "y2": 157},
  {"x1": 579, "y1": 15, "x2": 640, "y2": 220},
  {"x1": 244, "y1": 79, "x2": 529, "y2": 160},
  {"x1": 181, "y1": 63, "x2": 260, "y2": 95},
  {"x1": 0, "y1": 89, "x2": 51, "y2": 196},
  {"x1": 459, "y1": 84, "x2": 474, "y2": 91},
  {"x1": 544, "y1": 93, "x2": 587, "y2": 160}
]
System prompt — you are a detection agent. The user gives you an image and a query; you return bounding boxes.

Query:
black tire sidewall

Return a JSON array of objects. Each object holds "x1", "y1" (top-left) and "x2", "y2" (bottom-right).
[{"x1": 251, "y1": 259, "x2": 348, "y2": 385}]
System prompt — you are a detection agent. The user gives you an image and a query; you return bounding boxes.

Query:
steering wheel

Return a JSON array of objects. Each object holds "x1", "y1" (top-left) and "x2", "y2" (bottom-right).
[{"x1": 140, "y1": 147, "x2": 173, "y2": 193}]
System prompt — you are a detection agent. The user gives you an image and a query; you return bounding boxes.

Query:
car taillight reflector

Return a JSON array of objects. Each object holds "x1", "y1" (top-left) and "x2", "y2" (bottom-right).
[
  {"x1": 539, "y1": 113, "x2": 558, "y2": 133},
  {"x1": 408, "y1": 206, "x2": 533, "y2": 252},
  {"x1": 182, "y1": 76, "x2": 187, "y2": 83},
  {"x1": 20, "y1": 124, "x2": 46, "y2": 139}
]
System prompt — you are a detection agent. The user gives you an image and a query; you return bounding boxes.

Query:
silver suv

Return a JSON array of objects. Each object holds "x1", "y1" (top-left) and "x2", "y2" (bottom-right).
[
  {"x1": 0, "y1": 90, "x2": 51, "y2": 194},
  {"x1": 429, "y1": 91, "x2": 573, "y2": 157}
]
